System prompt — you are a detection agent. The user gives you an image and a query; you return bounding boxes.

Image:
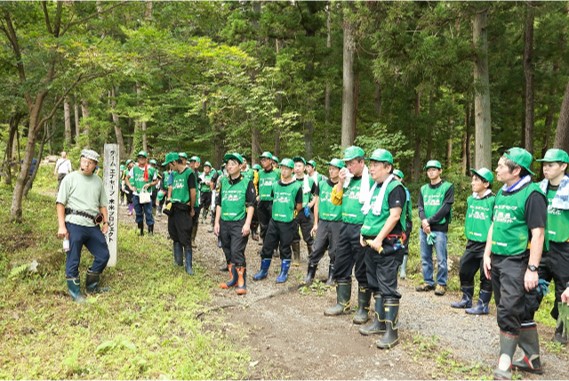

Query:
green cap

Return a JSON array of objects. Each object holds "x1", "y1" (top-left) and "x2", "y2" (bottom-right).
[
  {"x1": 327, "y1": 158, "x2": 345, "y2": 169},
  {"x1": 424, "y1": 160, "x2": 442, "y2": 170},
  {"x1": 470, "y1": 167, "x2": 494, "y2": 185},
  {"x1": 137, "y1": 150, "x2": 148, "y2": 158},
  {"x1": 307, "y1": 160, "x2": 317, "y2": 168},
  {"x1": 536, "y1": 148, "x2": 569, "y2": 164},
  {"x1": 190, "y1": 156, "x2": 201, "y2": 163},
  {"x1": 125, "y1": 159, "x2": 133, "y2": 166},
  {"x1": 204, "y1": 161, "x2": 212, "y2": 167},
  {"x1": 178, "y1": 152, "x2": 188, "y2": 160},
  {"x1": 369, "y1": 149, "x2": 394, "y2": 164},
  {"x1": 157, "y1": 189, "x2": 166, "y2": 201},
  {"x1": 503, "y1": 147, "x2": 534, "y2": 175},
  {"x1": 149, "y1": 159, "x2": 157, "y2": 165},
  {"x1": 342, "y1": 146, "x2": 365, "y2": 161},
  {"x1": 279, "y1": 158, "x2": 295, "y2": 169},
  {"x1": 253, "y1": 164, "x2": 262, "y2": 171},
  {"x1": 393, "y1": 169, "x2": 404, "y2": 180},
  {"x1": 272, "y1": 156, "x2": 279, "y2": 163},
  {"x1": 162, "y1": 152, "x2": 179, "y2": 166},
  {"x1": 292, "y1": 156, "x2": 306, "y2": 165},
  {"x1": 260, "y1": 151, "x2": 273, "y2": 160},
  {"x1": 223, "y1": 152, "x2": 244, "y2": 164}
]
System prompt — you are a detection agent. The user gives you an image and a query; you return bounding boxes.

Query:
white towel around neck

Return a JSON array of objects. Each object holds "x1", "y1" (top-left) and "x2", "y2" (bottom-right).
[
  {"x1": 343, "y1": 165, "x2": 370, "y2": 205},
  {"x1": 362, "y1": 174, "x2": 394, "y2": 215}
]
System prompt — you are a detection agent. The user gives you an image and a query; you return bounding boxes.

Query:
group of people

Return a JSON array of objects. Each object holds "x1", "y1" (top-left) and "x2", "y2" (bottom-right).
[{"x1": 55, "y1": 144, "x2": 569, "y2": 380}]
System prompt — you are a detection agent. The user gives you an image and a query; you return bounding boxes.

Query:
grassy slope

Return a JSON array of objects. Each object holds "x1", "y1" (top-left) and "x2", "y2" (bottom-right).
[{"x1": 0, "y1": 165, "x2": 249, "y2": 379}]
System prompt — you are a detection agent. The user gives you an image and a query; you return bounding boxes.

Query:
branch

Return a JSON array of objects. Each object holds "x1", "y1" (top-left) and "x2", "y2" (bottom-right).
[
  {"x1": 61, "y1": 1, "x2": 128, "y2": 36},
  {"x1": 53, "y1": 1, "x2": 62, "y2": 37},
  {"x1": 2, "y1": 10, "x2": 31, "y2": 106},
  {"x1": 41, "y1": 2, "x2": 53, "y2": 35}
]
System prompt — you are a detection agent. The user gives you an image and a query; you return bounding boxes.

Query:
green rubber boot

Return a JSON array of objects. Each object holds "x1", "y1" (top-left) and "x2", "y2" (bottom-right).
[
  {"x1": 376, "y1": 298, "x2": 400, "y2": 349},
  {"x1": 353, "y1": 286, "x2": 372, "y2": 324},
  {"x1": 324, "y1": 282, "x2": 351, "y2": 316},
  {"x1": 359, "y1": 293, "x2": 386, "y2": 335}
]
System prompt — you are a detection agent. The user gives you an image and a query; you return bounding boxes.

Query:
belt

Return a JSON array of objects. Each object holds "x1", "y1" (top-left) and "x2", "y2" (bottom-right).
[{"x1": 65, "y1": 208, "x2": 97, "y2": 222}]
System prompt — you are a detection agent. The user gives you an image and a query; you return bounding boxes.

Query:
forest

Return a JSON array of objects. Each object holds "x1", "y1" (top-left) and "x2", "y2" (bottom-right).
[{"x1": 1, "y1": 1, "x2": 569, "y2": 222}]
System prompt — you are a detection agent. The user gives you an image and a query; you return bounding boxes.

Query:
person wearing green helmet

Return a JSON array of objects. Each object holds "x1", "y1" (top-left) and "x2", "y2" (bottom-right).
[
  {"x1": 166, "y1": 152, "x2": 197, "y2": 275},
  {"x1": 324, "y1": 146, "x2": 374, "y2": 325},
  {"x1": 253, "y1": 158, "x2": 303, "y2": 284},
  {"x1": 306, "y1": 159, "x2": 327, "y2": 184},
  {"x1": 122, "y1": 160, "x2": 135, "y2": 215},
  {"x1": 199, "y1": 161, "x2": 215, "y2": 225},
  {"x1": 450, "y1": 168, "x2": 495, "y2": 316},
  {"x1": 304, "y1": 158, "x2": 344, "y2": 286},
  {"x1": 257, "y1": 151, "x2": 280, "y2": 245},
  {"x1": 188, "y1": 156, "x2": 202, "y2": 247},
  {"x1": 483, "y1": 147, "x2": 546, "y2": 379},
  {"x1": 125, "y1": 150, "x2": 159, "y2": 236},
  {"x1": 215, "y1": 153, "x2": 256, "y2": 295},
  {"x1": 392, "y1": 169, "x2": 413, "y2": 280},
  {"x1": 356, "y1": 149, "x2": 408, "y2": 350},
  {"x1": 291, "y1": 156, "x2": 318, "y2": 267},
  {"x1": 416, "y1": 159, "x2": 454, "y2": 296},
  {"x1": 532, "y1": 148, "x2": 569, "y2": 347},
  {"x1": 148, "y1": 158, "x2": 162, "y2": 215}
]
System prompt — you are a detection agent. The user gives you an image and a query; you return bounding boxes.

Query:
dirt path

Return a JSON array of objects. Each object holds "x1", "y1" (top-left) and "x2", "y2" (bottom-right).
[{"x1": 143, "y1": 210, "x2": 569, "y2": 380}]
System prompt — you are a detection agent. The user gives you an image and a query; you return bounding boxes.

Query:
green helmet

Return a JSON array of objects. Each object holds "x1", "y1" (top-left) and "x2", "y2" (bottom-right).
[
  {"x1": 149, "y1": 159, "x2": 157, "y2": 165},
  {"x1": 292, "y1": 156, "x2": 306, "y2": 165},
  {"x1": 223, "y1": 152, "x2": 244, "y2": 164},
  {"x1": 253, "y1": 164, "x2": 262, "y2": 171},
  {"x1": 327, "y1": 158, "x2": 345, "y2": 169},
  {"x1": 307, "y1": 160, "x2": 317, "y2": 168},
  {"x1": 260, "y1": 151, "x2": 273, "y2": 160},
  {"x1": 342, "y1": 146, "x2": 365, "y2": 161},
  {"x1": 204, "y1": 161, "x2": 212, "y2": 167},
  {"x1": 369, "y1": 149, "x2": 393, "y2": 164},
  {"x1": 279, "y1": 158, "x2": 295, "y2": 169},
  {"x1": 424, "y1": 160, "x2": 442, "y2": 170},
  {"x1": 392, "y1": 169, "x2": 404, "y2": 180},
  {"x1": 178, "y1": 152, "x2": 188, "y2": 160},
  {"x1": 272, "y1": 156, "x2": 279, "y2": 163},
  {"x1": 190, "y1": 156, "x2": 201, "y2": 163},
  {"x1": 137, "y1": 150, "x2": 148, "y2": 158}
]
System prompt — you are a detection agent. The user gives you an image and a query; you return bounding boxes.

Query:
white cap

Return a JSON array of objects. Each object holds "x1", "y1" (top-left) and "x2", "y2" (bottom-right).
[{"x1": 81, "y1": 149, "x2": 100, "y2": 163}]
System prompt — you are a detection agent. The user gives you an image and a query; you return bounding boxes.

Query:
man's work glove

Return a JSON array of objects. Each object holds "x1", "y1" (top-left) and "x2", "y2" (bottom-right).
[{"x1": 304, "y1": 206, "x2": 310, "y2": 217}]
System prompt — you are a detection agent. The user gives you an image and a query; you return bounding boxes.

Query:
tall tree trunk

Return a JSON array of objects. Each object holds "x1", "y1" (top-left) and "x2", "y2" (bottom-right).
[
  {"x1": 473, "y1": 9, "x2": 492, "y2": 169},
  {"x1": 110, "y1": 87, "x2": 127, "y2": 159},
  {"x1": 63, "y1": 96, "x2": 72, "y2": 147},
  {"x1": 324, "y1": 2, "x2": 331, "y2": 124},
  {"x1": 304, "y1": 121, "x2": 314, "y2": 159},
  {"x1": 341, "y1": 5, "x2": 356, "y2": 148},
  {"x1": 462, "y1": 102, "x2": 473, "y2": 175},
  {"x1": 523, "y1": 3, "x2": 535, "y2": 152},
  {"x1": 554, "y1": 81, "x2": 569, "y2": 152},
  {"x1": 144, "y1": 0, "x2": 153, "y2": 20},
  {"x1": 23, "y1": 123, "x2": 48, "y2": 197},
  {"x1": 81, "y1": 100, "x2": 90, "y2": 145},
  {"x1": 74, "y1": 95, "x2": 80, "y2": 139},
  {"x1": 411, "y1": 91, "x2": 422, "y2": 183},
  {"x1": 135, "y1": 83, "x2": 147, "y2": 152},
  {"x1": 374, "y1": 81, "x2": 382, "y2": 117},
  {"x1": 2, "y1": 113, "x2": 23, "y2": 185}
]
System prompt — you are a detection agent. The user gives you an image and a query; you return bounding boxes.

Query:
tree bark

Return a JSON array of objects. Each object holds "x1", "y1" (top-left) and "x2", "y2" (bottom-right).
[
  {"x1": 74, "y1": 95, "x2": 80, "y2": 138},
  {"x1": 110, "y1": 87, "x2": 127, "y2": 159},
  {"x1": 63, "y1": 96, "x2": 72, "y2": 147},
  {"x1": 473, "y1": 9, "x2": 492, "y2": 169},
  {"x1": 554, "y1": 81, "x2": 569, "y2": 152},
  {"x1": 523, "y1": 3, "x2": 535, "y2": 152},
  {"x1": 411, "y1": 91, "x2": 422, "y2": 183},
  {"x1": 81, "y1": 100, "x2": 90, "y2": 144},
  {"x1": 144, "y1": 0, "x2": 153, "y2": 20},
  {"x1": 341, "y1": 4, "x2": 356, "y2": 148},
  {"x1": 2, "y1": 113, "x2": 23, "y2": 185},
  {"x1": 324, "y1": 2, "x2": 331, "y2": 124}
]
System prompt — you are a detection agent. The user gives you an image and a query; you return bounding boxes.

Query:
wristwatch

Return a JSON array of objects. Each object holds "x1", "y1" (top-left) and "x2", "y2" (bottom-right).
[
  {"x1": 102, "y1": 221, "x2": 109, "y2": 225},
  {"x1": 527, "y1": 264, "x2": 538, "y2": 272}
]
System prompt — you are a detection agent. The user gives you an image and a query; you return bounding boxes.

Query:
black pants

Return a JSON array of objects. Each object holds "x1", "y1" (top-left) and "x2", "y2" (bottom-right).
[
  {"x1": 293, "y1": 210, "x2": 314, "y2": 246},
  {"x1": 308, "y1": 219, "x2": 341, "y2": 266},
  {"x1": 260, "y1": 219, "x2": 294, "y2": 260},
  {"x1": 220, "y1": 219, "x2": 248, "y2": 266},
  {"x1": 364, "y1": 244, "x2": 404, "y2": 299},
  {"x1": 402, "y1": 221, "x2": 412, "y2": 256},
  {"x1": 200, "y1": 192, "x2": 212, "y2": 217},
  {"x1": 257, "y1": 200, "x2": 273, "y2": 239},
  {"x1": 168, "y1": 203, "x2": 193, "y2": 247},
  {"x1": 192, "y1": 205, "x2": 201, "y2": 228},
  {"x1": 538, "y1": 242, "x2": 569, "y2": 320},
  {"x1": 491, "y1": 253, "x2": 537, "y2": 334},
  {"x1": 459, "y1": 240, "x2": 492, "y2": 291},
  {"x1": 333, "y1": 223, "x2": 367, "y2": 286},
  {"x1": 250, "y1": 200, "x2": 259, "y2": 233}
]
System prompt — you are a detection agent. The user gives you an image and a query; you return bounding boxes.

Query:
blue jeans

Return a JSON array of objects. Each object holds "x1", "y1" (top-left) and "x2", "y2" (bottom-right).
[
  {"x1": 65, "y1": 223, "x2": 110, "y2": 278},
  {"x1": 133, "y1": 195, "x2": 154, "y2": 226},
  {"x1": 419, "y1": 229, "x2": 448, "y2": 286}
]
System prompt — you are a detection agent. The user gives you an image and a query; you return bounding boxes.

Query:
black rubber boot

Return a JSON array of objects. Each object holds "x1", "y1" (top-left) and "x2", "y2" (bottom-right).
[
  {"x1": 376, "y1": 298, "x2": 400, "y2": 349},
  {"x1": 138, "y1": 222, "x2": 144, "y2": 236},
  {"x1": 148, "y1": 224, "x2": 154, "y2": 235},
  {"x1": 512, "y1": 324, "x2": 543, "y2": 374},
  {"x1": 184, "y1": 246, "x2": 194, "y2": 275},
  {"x1": 359, "y1": 293, "x2": 386, "y2": 336},
  {"x1": 353, "y1": 287, "x2": 372, "y2": 324},
  {"x1": 66, "y1": 278, "x2": 85, "y2": 302},
  {"x1": 191, "y1": 224, "x2": 198, "y2": 248},
  {"x1": 304, "y1": 263, "x2": 317, "y2": 285},
  {"x1": 173, "y1": 242, "x2": 183, "y2": 266},
  {"x1": 450, "y1": 286, "x2": 474, "y2": 309},
  {"x1": 465, "y1": 289, "x2": 492, "y2": 315},
  {"x1": 553, "y1": 320, "x2": 568, "y2": 345},
  {"x1": 306, "y1": 244, "x2": 313, "y2": 256},
  {"x1": 326, "y1": 264, "x2": 335, "y2": 286},
  {"x1": 292, "y1": 241, "x2": 301, "y2": 267},
  {"x1": 86, "y1": 270, "x2": 109, "y2": 294},
  {"x1": 324, "y1": 282, "x2": 351, "y2": 316},
  {"x1": 493, "y1": 331, "x2": 519, "y2": 380}
]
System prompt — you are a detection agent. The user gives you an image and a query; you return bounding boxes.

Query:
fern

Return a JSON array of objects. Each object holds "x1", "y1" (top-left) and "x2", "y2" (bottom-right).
[{"x1": 8, "y1": 264, "x2": 29, "y2": 280}]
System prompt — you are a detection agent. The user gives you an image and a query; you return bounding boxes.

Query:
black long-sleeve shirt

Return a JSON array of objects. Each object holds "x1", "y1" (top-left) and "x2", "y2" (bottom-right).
[{"x1": 418, "y1": 181, "x2": 454, "y2": 233}]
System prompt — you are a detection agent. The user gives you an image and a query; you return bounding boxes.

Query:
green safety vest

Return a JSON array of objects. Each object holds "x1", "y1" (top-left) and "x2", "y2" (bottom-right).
[
  {"x1": 220, "y1": 176, "x2": 249, "y2": 221},
  {"x1": 296, "y1": 177, "x2": 315, "y2": 207},
  {"x1": 131, "y1": 165, "x2": 157, "y2": 193},
  {"x1": 200, "y1": 172, "x2": 214, "y2": 193},
  {"x1": 272, "y1": 181, "x2": 301, "y2": 223},
  {"x1": 170, "y1": 168, "x2": 191, "y2": 204},
  {"x1": 546, "y1": 188, "x2": 569, "y2": 243},
  {"x1": 420, "y1": 181, "x2": 453, "y2": 224},
  {"x1": 360, "y1": 181, "x2": 406, "y2": 237},
  {"x1": 491, "y1": 183, "x2": 544, "y2": 256},
  {"x1": 259, "y1": 169, "x2": 280, "y2": 201},
  {"x1": 318, "y1": 180, "x2": 342, "y2": 222},
  {"x1": 464, "y1": 194, "x2": 495, "y2": 242},
  {"x1": 342, "y1": 177, "x2": 373, "y2": 225}
]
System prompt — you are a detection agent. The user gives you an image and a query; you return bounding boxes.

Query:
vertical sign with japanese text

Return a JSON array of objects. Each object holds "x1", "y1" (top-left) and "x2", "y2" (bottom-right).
[{"x1": 103, "y1": 144, "x2": 119, "y2": 266}]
